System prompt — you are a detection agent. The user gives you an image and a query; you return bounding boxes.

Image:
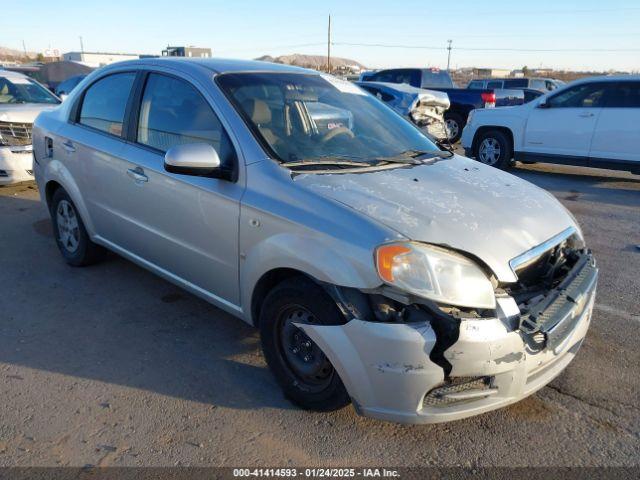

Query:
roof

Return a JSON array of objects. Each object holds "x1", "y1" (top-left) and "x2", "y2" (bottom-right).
[
  {"x1": 357, "y1": 80, "x2": 424, "y2": 95},
  {"x1": 570, "y1": 74, "x2": 640, "y2": 84},
  {"x1": 0, "y1": 69, "x2": 30, "y2": 80},
  {"x1": 104, "y1": 57, "x2": 311, "y2": 75}
]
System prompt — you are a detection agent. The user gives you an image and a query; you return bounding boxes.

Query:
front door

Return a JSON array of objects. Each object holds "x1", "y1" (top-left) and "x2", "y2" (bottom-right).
[
  {"x1": 523, "y1": 82, "x2": 607, "y2": 160},
  {"x1": 114, "y1": 72, "x2": 244, "y2": 307}
]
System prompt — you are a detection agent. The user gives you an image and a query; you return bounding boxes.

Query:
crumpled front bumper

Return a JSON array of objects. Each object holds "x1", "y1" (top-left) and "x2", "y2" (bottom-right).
[
  {"x1": 298, "y1": 261, "x2": 597, "y2": 424},
  {"x1": 0, "y1": 146, "x2": 34, "y2": 185}
]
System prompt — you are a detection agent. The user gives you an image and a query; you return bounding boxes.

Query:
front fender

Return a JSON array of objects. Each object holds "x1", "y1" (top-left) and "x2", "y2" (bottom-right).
[{"x1": 240, "y1": 232, "x2": 382, "y2": 323}]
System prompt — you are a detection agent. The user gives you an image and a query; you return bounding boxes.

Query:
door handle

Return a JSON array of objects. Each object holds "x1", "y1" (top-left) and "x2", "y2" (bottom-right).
[
  {"x1": 127, "y1": 167, "x2": 148, "y2": 183},
  {"x1": 62, "y1": 140, "x2": 76, "y2": 152},
  {"x1": 579, "y1": 112, "x2": 594, "y2": 118}
]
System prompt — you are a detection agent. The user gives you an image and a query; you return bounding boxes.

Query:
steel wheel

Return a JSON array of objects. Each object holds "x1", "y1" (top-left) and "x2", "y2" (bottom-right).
[
  {"x1": 56, "y1": 199, "x2": 80, "y2": 253},
  {"x1": 478, "y1": 137, "x2": 502, "y2": 165},
  {"x1": 277, "y1": 306, "x2": 334, "y2": 392}
]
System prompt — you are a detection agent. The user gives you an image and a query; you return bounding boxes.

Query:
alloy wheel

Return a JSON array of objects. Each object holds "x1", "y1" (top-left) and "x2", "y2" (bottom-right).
[
  {"x1": 478, "y1": 137, "x2": 502, "y2": 165},
  {"x1": 56, "y1": 200, "x2": 80, "y2": 253}
]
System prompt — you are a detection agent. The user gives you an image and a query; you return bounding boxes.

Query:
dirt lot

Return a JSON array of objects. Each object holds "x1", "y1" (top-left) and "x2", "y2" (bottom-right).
[{"x1": 0, "y1": 163, "x2": 639, "y2": 468}]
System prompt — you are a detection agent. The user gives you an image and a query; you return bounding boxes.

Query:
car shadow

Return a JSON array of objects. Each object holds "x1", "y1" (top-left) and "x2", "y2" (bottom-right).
[
  {"x1": 509, "y1": 163, "x2": 640, "y2": 209},
  {"x1": 0, "y1": 191, "x2": 294, "y2": 413}
]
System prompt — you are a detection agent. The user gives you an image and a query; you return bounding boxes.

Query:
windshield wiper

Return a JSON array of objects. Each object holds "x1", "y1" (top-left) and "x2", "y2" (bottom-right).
[
  {"x1": 284, "y1": 157, "x2": 374, "y2": 168},
  {"x1": 375, "y1": 149, "x2": 452, "y2": 164}
]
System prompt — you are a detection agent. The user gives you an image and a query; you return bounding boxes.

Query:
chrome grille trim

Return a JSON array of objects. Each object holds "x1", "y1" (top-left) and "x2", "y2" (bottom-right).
[
  {"x1": 0, "y1": 121, "x2": 33, "y2": 147},
  {"x1": 509, "y1": 226, "x2": 576, "y2": 277}
]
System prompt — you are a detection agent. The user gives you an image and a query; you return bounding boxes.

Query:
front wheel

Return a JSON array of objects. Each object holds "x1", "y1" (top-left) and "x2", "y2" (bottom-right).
[
  {"x1": 474, "y1": 130, "x2": 513, "y2": 170},
  {"x1": 259, "y1": 276, "x2": 350, "y2": 412}
]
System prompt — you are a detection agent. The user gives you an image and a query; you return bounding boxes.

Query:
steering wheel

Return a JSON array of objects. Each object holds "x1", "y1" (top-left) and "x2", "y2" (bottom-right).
[{"x1": 320, "y1": 127, "x2": 355, "y2": 144}]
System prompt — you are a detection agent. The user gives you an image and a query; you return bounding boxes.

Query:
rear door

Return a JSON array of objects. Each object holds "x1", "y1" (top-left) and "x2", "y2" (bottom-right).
[
  {"x1": 589, "y1": 81, "x2": 640, "y2": 164},
  {"x1": 523, "y1": 82, "x2": 607, "y2": 159},
  {"x1": 58, "y1": 70, "x2": 137, "y2": 233}
]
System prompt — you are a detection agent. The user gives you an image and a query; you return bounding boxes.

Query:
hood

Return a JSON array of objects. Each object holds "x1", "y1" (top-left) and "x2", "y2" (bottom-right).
[
  {"x1": 295, "y1": 155, "x2": 575, "y2": 283},
  {"x1": 0, "y1": 104, "x2": 57, "y2": 124}
]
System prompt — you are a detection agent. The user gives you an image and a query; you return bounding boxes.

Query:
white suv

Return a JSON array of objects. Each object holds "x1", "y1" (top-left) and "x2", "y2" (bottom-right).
[
  {"x1": 0, "y1": 70, "x2": 60, "y2": 185},
  {"x1": 461, "y1": 76, "x2": 640, "y2": 174}
]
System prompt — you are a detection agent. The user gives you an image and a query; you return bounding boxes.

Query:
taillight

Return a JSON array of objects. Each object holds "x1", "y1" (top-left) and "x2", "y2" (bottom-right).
[{"x1": 481, "y1": 92, "x2": 496, "y2": 108}]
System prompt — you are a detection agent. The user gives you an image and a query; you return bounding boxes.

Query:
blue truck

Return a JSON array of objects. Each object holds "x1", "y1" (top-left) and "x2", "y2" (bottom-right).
[{"x1": 359, "y1": 68, "x2": 524, "y2": 142}]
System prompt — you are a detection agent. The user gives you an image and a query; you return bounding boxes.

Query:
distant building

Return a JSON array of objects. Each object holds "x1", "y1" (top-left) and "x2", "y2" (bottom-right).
[
  {"x1": 62, "y1": 51, "x2": 139, "y2": 67},
  {"x1": 161, "y1": 46, "x2": 212, "y2": 58},
  {"x1": 473, "y1": 68, "x2": 512, "y2": 78}
]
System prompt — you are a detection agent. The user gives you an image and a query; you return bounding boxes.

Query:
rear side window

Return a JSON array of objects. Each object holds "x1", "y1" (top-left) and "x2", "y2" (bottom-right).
[
  {"x1": 604, "y1": 82, "x2": 640, "y2": 108},
  {"x1": 361, "y1": 86, "x2": 394, "y2": 102},
  {"x1": 486, "y1": 81, "x2": 503, "y2": 89},
  {"x1": 136, "y1": 73, "x2": 235, "y2": 166},
  {"x1": 79, "y1": 73, "x2": 136, "y2": 136},
  {"x1": 421, "y1": 71, "x2": 454, "y2": 88},
  {"x1": 468, "y1": 80, "x2": 484, "y2": 89},
  {"x1": 504, "y1": 79, "x2": 527, "y2": 88}
]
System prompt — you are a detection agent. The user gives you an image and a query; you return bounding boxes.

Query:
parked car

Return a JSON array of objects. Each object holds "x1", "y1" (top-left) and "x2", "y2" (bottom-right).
[
  {"x1": 0, "y1": 70, "x2": 60, "y2": 185},
  {"x1": 468, "y1": 77, "x2": 561, "y2": 93},
  {"x1": 55, "y1": 75, "x2": 87, "y2": 99},
  {"x1": 33, "y1": 58, "x2": 597, "y2": 424},
  {"x1": 360, "y1": 68, "x2": 524, "y2": 142},
  {"x1": 356, "y1": 81, "x2": 450, "y2": 143},
  {"x1": 461, "y1": 75, "x2": 640, "y2": 174}
]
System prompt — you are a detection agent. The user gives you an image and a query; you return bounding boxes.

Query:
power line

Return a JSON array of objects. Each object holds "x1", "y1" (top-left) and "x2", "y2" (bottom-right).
[{"x1": 332, "y1": 42, "x2": 640, "y2": 53}]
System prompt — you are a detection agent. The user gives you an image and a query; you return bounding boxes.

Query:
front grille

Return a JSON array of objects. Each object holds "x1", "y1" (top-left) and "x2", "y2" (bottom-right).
[
  {"x1": 422, "y1": 376, "x2": 493, "y2": 407},
  {"x1": 519, "y1": 253, "x2": 597, "y2": 350},
  {"x1": 0, "y1": 121, "x2": 33, "y2": 147}
]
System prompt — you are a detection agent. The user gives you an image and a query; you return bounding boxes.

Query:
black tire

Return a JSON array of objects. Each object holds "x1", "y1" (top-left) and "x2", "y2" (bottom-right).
[
  {"x1": 474, "y1": 130, "x2": 513, "y2": 170},
  {"x1": 444, "y1": 111, "x2": 465, "y2": 143},
  {"x1": 259, "y1": 276, "x2": 350, "y2": 412},
  {"x1": 50, "y1": 188, "x2": 106, "y2": 266}
]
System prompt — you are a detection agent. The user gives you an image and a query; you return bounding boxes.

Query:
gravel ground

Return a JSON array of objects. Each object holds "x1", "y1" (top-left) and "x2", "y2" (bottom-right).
[{"x1": 0, "y1": 162, "x2": 638, "y2": 468}]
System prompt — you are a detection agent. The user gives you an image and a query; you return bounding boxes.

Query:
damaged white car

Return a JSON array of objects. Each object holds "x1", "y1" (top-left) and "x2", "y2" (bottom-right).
[
  {"x1": 33, "y1": 59, "x2": 597, "y2": 424},
  {"x1": 356, "y1": 81, "x2": 450, "y2": 144}
]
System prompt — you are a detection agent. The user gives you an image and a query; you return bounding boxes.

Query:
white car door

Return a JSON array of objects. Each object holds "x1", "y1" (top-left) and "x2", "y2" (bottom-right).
[
  {"x1": 589, "y1": 81, "x2": 640, "y2": 164},
  {"x1": 523, "y1": 82, "x2": 608, "y2": 160}
]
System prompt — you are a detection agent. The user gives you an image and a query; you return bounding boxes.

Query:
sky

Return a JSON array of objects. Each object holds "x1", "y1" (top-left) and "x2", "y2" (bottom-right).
[{"x1": 2, "y1": 0, "x2": 639, "y2": 72}]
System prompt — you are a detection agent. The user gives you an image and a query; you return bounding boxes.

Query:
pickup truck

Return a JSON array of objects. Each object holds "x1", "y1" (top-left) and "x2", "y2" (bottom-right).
[{"x1": 359, "y1": 68, "x2": 524, "y2": 142}]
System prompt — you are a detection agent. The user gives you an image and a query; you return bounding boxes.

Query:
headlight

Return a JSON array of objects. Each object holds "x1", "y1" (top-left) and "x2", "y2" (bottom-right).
[{"x1": 375, "y1": 242, "x2": 496, "y2": 309}]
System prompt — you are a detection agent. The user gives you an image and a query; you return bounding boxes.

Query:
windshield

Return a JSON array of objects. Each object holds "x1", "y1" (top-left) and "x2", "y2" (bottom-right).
[
  {"x1": 217, "y1": 72, "x2": 441, "y2": 164},
  {"x1": 0, "y1": 76, "x2": 60, "y2": 105}
]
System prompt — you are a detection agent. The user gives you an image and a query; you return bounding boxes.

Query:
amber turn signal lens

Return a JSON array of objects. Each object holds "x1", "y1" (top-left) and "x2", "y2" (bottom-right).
[{"x1": 376, "y1": 244, "x2": 412, "y2": 282}]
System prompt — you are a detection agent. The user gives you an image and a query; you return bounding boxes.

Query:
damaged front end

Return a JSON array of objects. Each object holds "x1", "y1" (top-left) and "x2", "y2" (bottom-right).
[{"x1": 297, "y1": 233, "x2": 597, "y2": 424}]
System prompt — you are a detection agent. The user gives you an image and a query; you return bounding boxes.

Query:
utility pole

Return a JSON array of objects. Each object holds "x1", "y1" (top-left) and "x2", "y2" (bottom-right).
[
  {"x1": 327, "y1": 14, "x2": 331, "y2": 74},
  {"x1": 22, "y1": 40, "x2": 27, "y2": 57},
  {"x1": 446, "y1": 39, "x2": 453, "y2": 71},
  {"x1": 79, "y1": 36, "x2": 84, "y2": 53}
]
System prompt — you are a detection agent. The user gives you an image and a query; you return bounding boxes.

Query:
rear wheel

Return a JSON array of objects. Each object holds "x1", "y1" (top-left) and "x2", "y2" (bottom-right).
[
  {"x1": 259, "y1": 276, "x2": 350, "y2": 412},
  {"x1": 50, "y1": 188, "x2": 106, "y2": 266},
  {"x1": 444, "y1": 112, "x2": 465, "y2": 143},
  {"x1": 474, "y1": 130, "x2": 513, "y2": 169}
]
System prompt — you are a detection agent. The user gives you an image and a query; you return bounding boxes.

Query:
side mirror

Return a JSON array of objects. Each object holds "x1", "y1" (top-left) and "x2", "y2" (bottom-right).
[
  {"x1": 164, "y1": 143, "x2": 222, "y2": 177},
  {"x1": 59, "y1": 93, "x2": 68, "y2": 101},
  {"x1": 537, "y1": 100, "x2": 550, "y2": 109}
]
